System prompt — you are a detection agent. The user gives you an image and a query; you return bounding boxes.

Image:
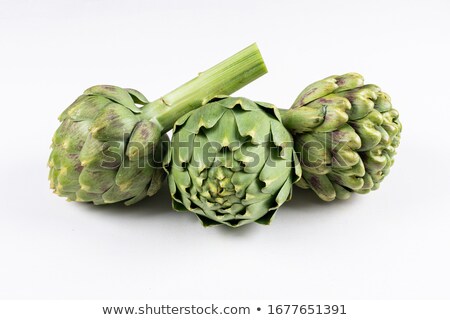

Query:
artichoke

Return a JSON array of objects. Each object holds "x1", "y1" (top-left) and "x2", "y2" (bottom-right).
[
  {"x1": 165, "y1": 97, "x2": 301, "y2": 227},
  {"x1": 49, "y1": 86, "x2": 170, "y2": 205},
  {"x1": 49, "y1": 43, "x2": 267, "y2": 205},
  {"x1": 280, "y1": 73, "x2": 402, "y2": 201}
]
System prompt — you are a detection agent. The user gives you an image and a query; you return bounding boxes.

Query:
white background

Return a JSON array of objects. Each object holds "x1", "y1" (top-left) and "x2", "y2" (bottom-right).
[{"x1": 1, "y1": 0, "x2": 449, "y2": 300}]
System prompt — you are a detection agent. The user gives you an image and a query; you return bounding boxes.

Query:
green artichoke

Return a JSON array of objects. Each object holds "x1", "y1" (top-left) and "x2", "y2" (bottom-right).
[
  {"x1": 49, "y1": 86, "x2": 170, "y2": 205},
  {"x1": 49, "y1": 43, "x2": 267, "y2": 205},
  {"x1": 280, "y1": 73, "x2": 402, "y2": 201},
  {"x1": 165, "y1": 97, "x2": 301, "y2": 227}
]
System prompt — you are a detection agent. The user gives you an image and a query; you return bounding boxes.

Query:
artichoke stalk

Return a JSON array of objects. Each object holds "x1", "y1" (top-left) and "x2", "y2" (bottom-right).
[
  {"x1": 280, "y1": 73, "x2": 402, "y2": 201},
  {"x1": 165, "y1": 97, "x2": 301, "y2": 227},
  {"x1": 49, "y1": 44, "x2": 267, "y2": 205}
]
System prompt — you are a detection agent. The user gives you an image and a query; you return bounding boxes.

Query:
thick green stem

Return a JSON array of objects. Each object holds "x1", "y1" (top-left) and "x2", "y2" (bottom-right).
[{"x1": 143, "y1": 43, "x2": 267, "y2": 132}]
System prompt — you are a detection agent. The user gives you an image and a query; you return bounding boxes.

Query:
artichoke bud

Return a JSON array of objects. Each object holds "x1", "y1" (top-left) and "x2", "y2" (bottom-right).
[
  {"x1": 165, "y1": 97, "x2": 301, "y2": 227},
  {"x1": 49, "y1": 85, "x2": 168, "y2": 205},
  {"x1": 284, "y1": 73, "x2": 402, "y2": 201}
]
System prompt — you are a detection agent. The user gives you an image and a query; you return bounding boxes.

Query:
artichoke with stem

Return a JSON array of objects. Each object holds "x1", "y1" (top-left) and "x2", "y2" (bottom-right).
[
  {"x1": 165, "y1": 97, "x2": 301, "y2": 227},
  {"x1": 280, "y1": 73, "x2": 402, "y2": 201},
  {"x1": 49, "y1": 44, "x2": 267, "y2": 205}
]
